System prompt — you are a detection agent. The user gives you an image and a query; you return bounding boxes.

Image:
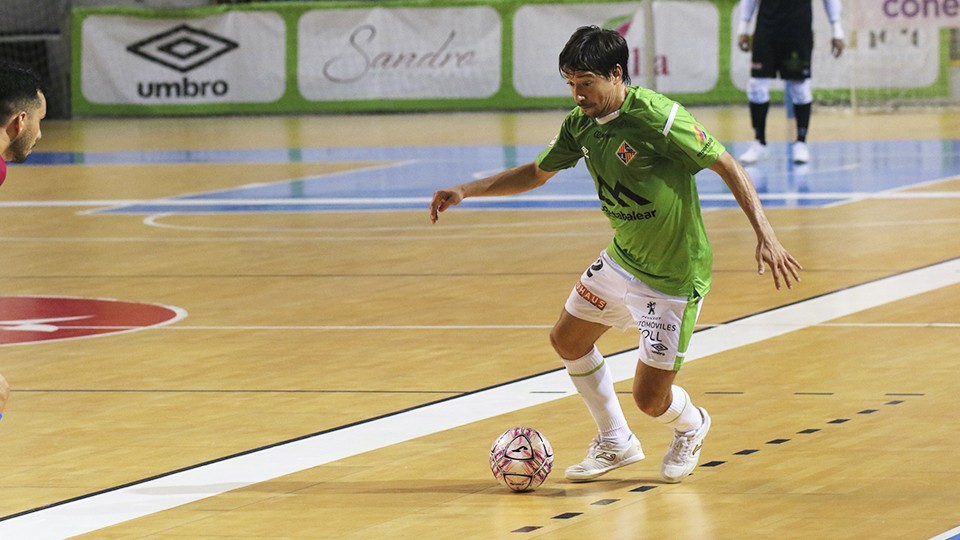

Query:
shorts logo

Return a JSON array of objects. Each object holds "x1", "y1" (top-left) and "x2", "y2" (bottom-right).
[
  {"x1": 616, "y1": 141, "x2": 636, "y2": 165},
  {"x1": 575, "y1": 280, "x2": 607, "y2": 311}
]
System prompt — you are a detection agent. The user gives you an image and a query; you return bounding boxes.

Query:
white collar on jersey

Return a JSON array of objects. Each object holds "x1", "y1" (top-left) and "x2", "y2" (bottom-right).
[{"x1": 595, "y1": 109, "x2": 621, "y2": 125}]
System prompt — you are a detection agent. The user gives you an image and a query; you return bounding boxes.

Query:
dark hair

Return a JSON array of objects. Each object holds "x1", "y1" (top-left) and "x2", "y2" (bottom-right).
[
  {"x1": 0, "y1": 63, "x2": 44, "y2": 125},
  {"x1": 558, "y1": 25, "x2": 631, "y2": 85}
]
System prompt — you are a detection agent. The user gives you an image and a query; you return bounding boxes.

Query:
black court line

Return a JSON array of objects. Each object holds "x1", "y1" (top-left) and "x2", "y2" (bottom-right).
[
  {"x1": 14, "y1": 388, "x2": 470, "y2": 395},
  {"x1": 5, "y1": 259, "x2": 950, "y2": 524},
  {"x1": 511, "y1": 394, "x2": 921, "y2": 534}
]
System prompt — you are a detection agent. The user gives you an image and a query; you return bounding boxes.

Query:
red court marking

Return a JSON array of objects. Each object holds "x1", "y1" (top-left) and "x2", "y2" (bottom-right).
[{"x1": 0, "y1": 296, "x2": 186, "y2": 346}]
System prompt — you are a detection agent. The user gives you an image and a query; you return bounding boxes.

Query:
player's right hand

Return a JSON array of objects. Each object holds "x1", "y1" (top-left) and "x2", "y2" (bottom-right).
[
  {"x1": 831, "y1": 38, "x2": 844, "y2": 58},
  {"x1": 430, "y1": 188, "x2": 464, "y2": 224},
  {"x1": 737, "y1": 34, "x2": 751, "y2": 52}
]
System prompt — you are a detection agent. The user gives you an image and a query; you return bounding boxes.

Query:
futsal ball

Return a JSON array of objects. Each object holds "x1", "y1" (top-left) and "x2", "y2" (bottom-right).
[{"x1": 489, "y1": 427, "x2": 554, "y2": 492}]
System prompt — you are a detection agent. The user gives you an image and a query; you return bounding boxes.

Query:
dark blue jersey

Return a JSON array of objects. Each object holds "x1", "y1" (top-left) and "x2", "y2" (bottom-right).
[{"x1": 756, "y1": 0, "x2": 813, "y2": 32}]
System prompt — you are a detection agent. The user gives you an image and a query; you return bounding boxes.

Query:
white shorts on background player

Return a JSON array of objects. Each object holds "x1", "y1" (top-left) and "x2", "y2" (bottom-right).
[{"x1": 564, "y1": 250, "x2": 703, "y2": 371}]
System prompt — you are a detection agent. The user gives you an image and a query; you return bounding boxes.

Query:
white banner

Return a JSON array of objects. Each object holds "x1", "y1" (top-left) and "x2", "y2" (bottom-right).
[
  {"x1": 730, "y1": 1, "x2": 938, "y2": 90},
  {"x1": 297, "y1": 7, "x2": 502, "y2": 101},
  {"x1": 512, "y1": 2, "x2": 719, "y2": 98},
  {"x1": 850, "y1": 0, "x2": 960, "y2": 29},
  {"x1": 81, "y1": 12, "x2": 286, "y2": 105}
]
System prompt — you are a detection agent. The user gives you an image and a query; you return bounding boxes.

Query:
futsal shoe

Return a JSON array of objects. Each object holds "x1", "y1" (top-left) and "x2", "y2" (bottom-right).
[
  {"x1": 792, "y1": 141, "x2": 810, "y2": 163},
  {"x1": 738, "y1": 140, "x2": 769, "y2": 164},
  {"x1": 565, "y1": 434, "x2": 644, "y2": 482},
  {"x1": 660, "y1": 407, "x2": 711, "y2": 483}
]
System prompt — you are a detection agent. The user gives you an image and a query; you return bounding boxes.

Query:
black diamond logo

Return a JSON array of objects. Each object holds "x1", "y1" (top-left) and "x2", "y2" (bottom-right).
[{"x1": 127, "y1": 24, "x2": 238, "y2": 73}]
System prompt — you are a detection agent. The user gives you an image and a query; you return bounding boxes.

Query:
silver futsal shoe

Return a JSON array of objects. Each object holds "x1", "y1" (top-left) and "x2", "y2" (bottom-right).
[
  {"x1": 661, "y1": 407, "x2": 711, "y2": 483},
  {"x1": 565, "y1": 434, "x2": 644, "y2": 482}
]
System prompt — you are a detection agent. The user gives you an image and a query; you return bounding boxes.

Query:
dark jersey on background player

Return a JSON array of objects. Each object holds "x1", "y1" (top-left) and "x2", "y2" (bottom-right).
[{"x1": 751, "y1": 0, "x2": 818, "y2": 34}]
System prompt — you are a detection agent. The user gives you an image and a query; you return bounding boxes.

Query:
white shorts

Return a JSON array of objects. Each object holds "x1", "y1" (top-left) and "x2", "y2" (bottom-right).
[{"x1": 564, "y1": 250, "x2": 703, "y2": 371}]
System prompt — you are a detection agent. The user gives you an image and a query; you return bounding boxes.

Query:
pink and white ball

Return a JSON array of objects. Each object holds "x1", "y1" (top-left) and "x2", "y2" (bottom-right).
[{"x1": 489, "y1": 427, "x2": 554, "y2": 492}]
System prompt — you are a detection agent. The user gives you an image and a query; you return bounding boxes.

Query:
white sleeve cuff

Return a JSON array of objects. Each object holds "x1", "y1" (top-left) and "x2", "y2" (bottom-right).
[
  {"x1": 737, "y1": 19, "x2": 750, "y2": 36},
  {"x1": 831, "y1": 22, "x2": 845, "y2": 41}
]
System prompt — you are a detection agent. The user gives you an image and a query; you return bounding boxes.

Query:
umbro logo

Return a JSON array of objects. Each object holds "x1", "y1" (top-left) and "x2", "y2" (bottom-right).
[{"x1": 127, "y1": 24, "x2": 239, "y2": 73}]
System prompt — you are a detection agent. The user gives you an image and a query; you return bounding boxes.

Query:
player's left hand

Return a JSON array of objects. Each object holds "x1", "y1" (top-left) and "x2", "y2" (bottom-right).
[{"x1": 737, "y1": 34, "x2": 751, "y2": 52}]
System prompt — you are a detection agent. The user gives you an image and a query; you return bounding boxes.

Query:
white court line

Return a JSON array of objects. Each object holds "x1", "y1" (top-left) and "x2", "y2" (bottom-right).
[
  {"x1": 929, "y1": 526, "x2": 960, "y2": 540},
  {"x1": 1, "y1": 322, "x2": 958, "y2": 334},
  {"x1": 0, "y1": 190, "x2": 954, "y2": 210},
  {"x1": 1, "y1": 216, "x2": 955, "y2": 241},
  {"x1": 141, "y1": 213, "x2": 604, "y2": 233},
  {"x1": 0, "y1": 258, "x2": 958, "y2": 538}
]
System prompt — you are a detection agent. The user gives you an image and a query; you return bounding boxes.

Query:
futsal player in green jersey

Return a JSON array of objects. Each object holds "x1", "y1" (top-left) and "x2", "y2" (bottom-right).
[{"x1": 430, "y1": 26, "x2": 801, "y2": 483}]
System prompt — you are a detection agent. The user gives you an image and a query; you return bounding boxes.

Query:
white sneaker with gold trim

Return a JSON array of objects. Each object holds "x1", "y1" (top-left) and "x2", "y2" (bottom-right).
[
  {"x1": 661, "y1": 407, "x2": 711, "y2": 483},
  {"x1": 565, "y1": 434, "x2": 644, "y2": 482}
]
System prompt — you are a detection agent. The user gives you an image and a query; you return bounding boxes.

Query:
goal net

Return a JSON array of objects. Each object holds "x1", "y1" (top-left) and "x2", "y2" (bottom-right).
[
  {"x1": 0, "y1": 0, "x2": 70, "y2": 118},
  {"x1": 726, "y1": 0, "x2": 960, "y2": 112}
]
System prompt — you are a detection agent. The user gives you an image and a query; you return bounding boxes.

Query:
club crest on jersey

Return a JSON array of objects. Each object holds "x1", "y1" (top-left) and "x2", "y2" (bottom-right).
[{"x1": 616, "y1": 141, "x2": 636, "y2": 165}]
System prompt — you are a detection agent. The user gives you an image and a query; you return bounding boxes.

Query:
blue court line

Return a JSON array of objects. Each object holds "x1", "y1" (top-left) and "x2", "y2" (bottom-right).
[
  {"x1": 15, "y1": 139, "x2": 960, "y2": 214},
  {"x1": 21, "y1": 145, "x2": 518, "y2": 166}
]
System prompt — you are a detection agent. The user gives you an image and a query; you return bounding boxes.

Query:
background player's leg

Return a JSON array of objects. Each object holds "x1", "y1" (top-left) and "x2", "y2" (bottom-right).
[
  {"x1": 786, "y1": 78, "x2": 813, "y2": 162},
  {"x1": 740, "y1": 77, "x2": 773, "y2": 163}
]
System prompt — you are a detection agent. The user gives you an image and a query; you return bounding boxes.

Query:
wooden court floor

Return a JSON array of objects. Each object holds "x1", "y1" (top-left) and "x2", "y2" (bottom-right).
[{"x1": 0, "y1": 107, "x2": 957, "y2": 538}]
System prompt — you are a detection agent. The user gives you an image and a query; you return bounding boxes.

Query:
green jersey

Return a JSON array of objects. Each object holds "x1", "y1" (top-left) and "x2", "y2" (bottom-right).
[{"x1": 536, "y1": 86, "x2": 724, "y2": 297}]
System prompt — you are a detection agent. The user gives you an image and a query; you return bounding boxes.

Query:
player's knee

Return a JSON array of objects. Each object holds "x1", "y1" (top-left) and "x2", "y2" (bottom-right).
[
  {"x1": 549, "y1": 327, "x2": 574, "y2": 359},
  {"x1": 632, "y1": 387, "x2": 669, "y2": 417},
  {"x1": 746, "y1": 77, "x2": 771, "y2": 104},
  {"x1": 549, "y1": 327, "x2": 589, "y2": 360},
  {"x1": 786, "y1": 79, "x2": 812, "y2": 105}
]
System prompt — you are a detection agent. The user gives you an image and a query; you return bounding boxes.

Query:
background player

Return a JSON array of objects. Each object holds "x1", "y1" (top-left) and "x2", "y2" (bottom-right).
[
  {"x1": 430, "y1": 26, "x2": 801, "y2": 484},
  {"x1": 0, "y1": 62, "x2": 48, "y2": 418},
  {"x1": 736, "y1": 0, "x2": 845, "y2": 164}
]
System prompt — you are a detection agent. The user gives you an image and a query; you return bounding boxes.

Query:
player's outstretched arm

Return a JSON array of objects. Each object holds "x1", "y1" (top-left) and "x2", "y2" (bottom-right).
[
  {"x1": 430, "y1": 162, "x2": 556, "y2": 223},
  {"x1": 708, "y1": 152, "x2": 803, "y2": 290}
]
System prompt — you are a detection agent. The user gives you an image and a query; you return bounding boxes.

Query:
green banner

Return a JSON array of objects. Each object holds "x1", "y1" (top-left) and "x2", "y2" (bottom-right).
[{"x1": 71, "y1": 0, "x2": 948, "y2": 117}]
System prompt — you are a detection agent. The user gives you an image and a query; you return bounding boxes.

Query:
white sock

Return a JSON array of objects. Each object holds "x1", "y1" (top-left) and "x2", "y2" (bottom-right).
[
  {"x1": 563, "y1": 346, "x2": 632, "y2": 444},
  {"x1": 655, "y1": 385, "x2": 703, "y2": 433}
]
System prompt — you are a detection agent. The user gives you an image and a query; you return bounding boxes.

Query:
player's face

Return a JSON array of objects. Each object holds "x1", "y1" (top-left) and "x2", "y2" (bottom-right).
[
  {"x1": 563, "y1": 68, "x2": 625, "y2": 118},
  {"x1": 6, "y1": 91, "x2": 46, "y2": 164}
]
